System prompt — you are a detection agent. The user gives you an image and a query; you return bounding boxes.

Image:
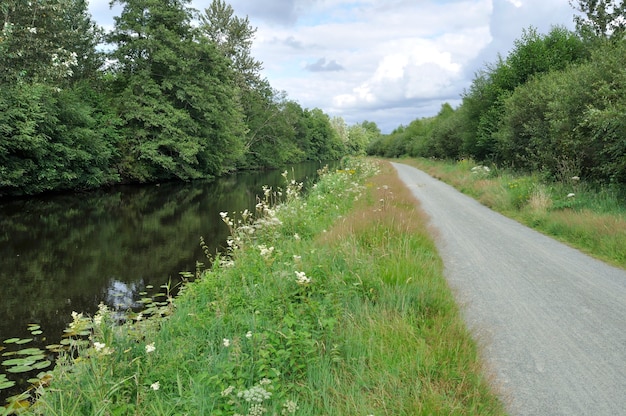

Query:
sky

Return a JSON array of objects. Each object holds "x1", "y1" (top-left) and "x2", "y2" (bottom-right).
[{"x1": 88, "y1": 0, "x2": 577, "y2": 133}]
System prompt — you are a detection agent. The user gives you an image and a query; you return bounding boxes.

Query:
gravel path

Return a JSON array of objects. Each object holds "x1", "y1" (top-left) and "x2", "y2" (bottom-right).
[{"x1": 392, "y1": 162, "x2": 626, "y2": 416}]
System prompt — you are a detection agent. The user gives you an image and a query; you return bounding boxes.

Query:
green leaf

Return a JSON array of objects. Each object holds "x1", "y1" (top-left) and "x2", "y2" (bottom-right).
[
  {"x1": 0, "y1": 374, "x2": 16, "y2": 390},
  {"x1": 32, "y1": 360, "x2": 52, "y2": 370},
  {"x1": 16, "y1": 348, "x2": 44, "y2": 356},
  {"x1": 2, "y1": 357, "x2": 37, "y2": 367},
  {"x1": 6, "y1": 365, "x2": 33, "y2": 373}
]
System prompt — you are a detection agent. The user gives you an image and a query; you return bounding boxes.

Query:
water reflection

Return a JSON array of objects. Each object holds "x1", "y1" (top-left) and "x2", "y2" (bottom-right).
[{"x1": 0, "y1": 161, "x2": 332, "y2": 401}]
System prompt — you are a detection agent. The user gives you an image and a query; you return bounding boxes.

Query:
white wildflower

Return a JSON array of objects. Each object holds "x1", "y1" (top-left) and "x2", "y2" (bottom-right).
[
  {"x1": 258, "y1": 245, "x2": 274, "y2": 258},
  {"x1": 295, "y1": 271, "x2": 311, "y2": 285},
  {"x1": 145, "y1": 343, "x2": 156, "y2": 353},
  {"x1": 223, "y1": 338, "x2": 230, "y2": 347},
  {"x1": 246, "y1": 331, "x2": 253, "y2": 339},
  {"x1": 282, "y1": 400, "x2": 299, "y2": 415},
  {"x1": 248, "y1": 404, "x2": 266, "y2": 416},
  {"x1": 567, "y1": 193, "x2": 575, "y2": 198},
  {"x1": 93, "y1": 342, "x2": 113, "y2": 355},
  {"x1": 220, "y1": 259, "x2": 235, "y2": 268},
  {"x1": 150, "y1": 381, "x2": 160, "y2": 391},
  {"x1": 294, "y1": 233, "x2": 301, "y2": 241},
  {"x1": 237, "y1": 384, "x2": 272, "y2": 403}
]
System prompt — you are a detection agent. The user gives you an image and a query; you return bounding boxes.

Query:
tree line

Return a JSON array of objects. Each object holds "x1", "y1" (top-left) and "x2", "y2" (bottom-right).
[
  {"x1": 0, "y1": 0, "x2": 380, "y2": 197},
  {"x1": 368, "y1": 0, "x2": 626, "y2": 186}
]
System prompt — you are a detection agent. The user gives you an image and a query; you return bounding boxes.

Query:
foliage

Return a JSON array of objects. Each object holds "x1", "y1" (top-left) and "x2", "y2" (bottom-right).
[
  {"x1": 0, "y1": 0, "x2": 103, "y2": 84},
  {"x1": 0, "y1": 82, "x2": 119, "y2": 196},
  {"x1": 331, "y1": 118, "x2": 381, "y2": 156},
  {"x1": 374, "y1": 22, "x2": 625, "y2": 188},
  {"x1": 294, "y1": 108, "x2": 346, "y2": 161},
  {"x1": 107, "y1": 0, "x2": 247, "y2": 182},
  {"x1": 366, "y1": 115, "x2": 435, "y2": 159},
  {"x1": 199, "y1": 0, "x2": 263, "y2": 91},
  {"x1": 495, "y1": 39, "x2": 626, "y2": 183},
  {"x1": 459, "y1": 26, "x2": 589, "y2": 161},
  {"x1": 422, "y1": 103, "x2": 464, "y2": 159},
  {"x1": 570, "y1": 0, "x2": 626, "y2": 39},
  {"x1": 0, "y1": 0, "x2": 345, "y2": 197}
]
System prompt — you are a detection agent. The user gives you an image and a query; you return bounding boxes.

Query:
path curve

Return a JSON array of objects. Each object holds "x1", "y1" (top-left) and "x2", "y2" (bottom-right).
[{"x1": 392, "y1": 162, "x2": 626, "y2": 416}]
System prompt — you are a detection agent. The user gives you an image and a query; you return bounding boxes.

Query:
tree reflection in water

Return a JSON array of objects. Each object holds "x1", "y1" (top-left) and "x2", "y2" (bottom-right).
[{"x1": 0, "y1": 161, "x2": 333, "y2": 353}]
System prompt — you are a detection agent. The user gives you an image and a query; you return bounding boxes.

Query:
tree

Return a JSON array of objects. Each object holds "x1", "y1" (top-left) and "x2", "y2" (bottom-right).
[
  {"x1": 570, "y1": 0, "x2": 626, "y2": 39},
  {"x1": 238, "y1": 89, "x2": 306, "y2": 168},
  {"x1": 0, "y1": 0, "x2": 117, "y2": 196},
  {"x1": 295, "y1": 109, "x2": 344, "y2": 161},
  {"x1": 200, "y1": 1, "x2": 289, "y2": 169},
  {"x1": 199, "y1": 0, "x2": 263, "y2": 90},
  {"x1": 460, "y1": 26, "x2": 588, "y2": 161},
  {"x1": 0, "y1": 0, "x2": 102, "y2": 84},
  {"x1": 107, "y1": 0, "x2": 246, "y2": 181}
]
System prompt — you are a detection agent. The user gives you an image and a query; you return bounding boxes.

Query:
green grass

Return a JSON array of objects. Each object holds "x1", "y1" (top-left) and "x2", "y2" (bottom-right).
[
  {"x1": 12, "y1": 159, "x2": 505, "y2": 416},
  {"x1": 400, "y1": 157, "x2": 626, "y2": 269}
]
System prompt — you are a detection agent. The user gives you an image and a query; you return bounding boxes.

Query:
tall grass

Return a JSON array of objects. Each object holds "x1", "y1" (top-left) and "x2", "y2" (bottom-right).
[
  {"x1": 13, "y1": 159, "x2": 505, "y2": 416},
  {"x1": 402, "y1": 157, "x2": 626, "y2": 269}
]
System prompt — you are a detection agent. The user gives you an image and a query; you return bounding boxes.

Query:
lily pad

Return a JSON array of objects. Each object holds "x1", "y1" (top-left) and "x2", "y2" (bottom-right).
[
  {"x1": 6, "y1": 365, "x2": 33, "y2": 373},
  {"x1": 32, "y1": 360, "x2": 51, "y2": 370},
  {"x1": 16, "y1": 348, "x2": 44, "y2": 356},
  {"x1": 15, "y1": 338, "x2": 32, "y2": 345},
  {"x1": 3, "y1": 338, "x2": 20, "y2": 344},
  {"x1": 3, "y1": 357, "x2": 37, "y2": 367},
  {"x1": 0, "y1": 374, "x2": 16, "y2": 390}
]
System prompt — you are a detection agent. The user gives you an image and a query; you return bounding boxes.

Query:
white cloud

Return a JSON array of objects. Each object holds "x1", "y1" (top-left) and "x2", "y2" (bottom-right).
[{"x1": 88, "y1": 0, "x2": 576, "y2": 132}]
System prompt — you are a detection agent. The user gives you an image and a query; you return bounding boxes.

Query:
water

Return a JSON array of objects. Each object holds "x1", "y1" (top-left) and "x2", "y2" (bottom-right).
[{"x1": 0, "y1": 161, "x2": 332, "y2": 403}]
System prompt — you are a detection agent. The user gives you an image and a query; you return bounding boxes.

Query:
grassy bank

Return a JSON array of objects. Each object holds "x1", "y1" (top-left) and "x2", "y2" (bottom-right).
[
  {"x1": 400, "y1": 158, "x2": 626, "y2": 269},
  {"x1": 11, "y1": 159, "x2": 505, "y2": 415}
]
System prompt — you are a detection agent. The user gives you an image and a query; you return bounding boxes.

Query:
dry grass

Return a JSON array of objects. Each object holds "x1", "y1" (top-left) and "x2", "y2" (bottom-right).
[
  {"x1": 528, "y1": 185, "x2": 553, "y2": 213},
  {"x1": 320, "y1": 162, "x2": 429, "y2": 245},
  {"x1": 312, "y1": 160, "x2": 507, "y2": 415}
]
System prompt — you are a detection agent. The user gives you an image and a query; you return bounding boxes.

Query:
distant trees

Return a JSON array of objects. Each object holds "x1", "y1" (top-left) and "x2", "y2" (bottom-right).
[
  {"x1": 368, "y1": 10, "x2": 626, "y2": 186},
  {"x1": 0, "y1": 0, "x2": 348, "y2": 197},
  {"x1": 460, "y1": 26, "x2": 589, "y2": 162}
]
